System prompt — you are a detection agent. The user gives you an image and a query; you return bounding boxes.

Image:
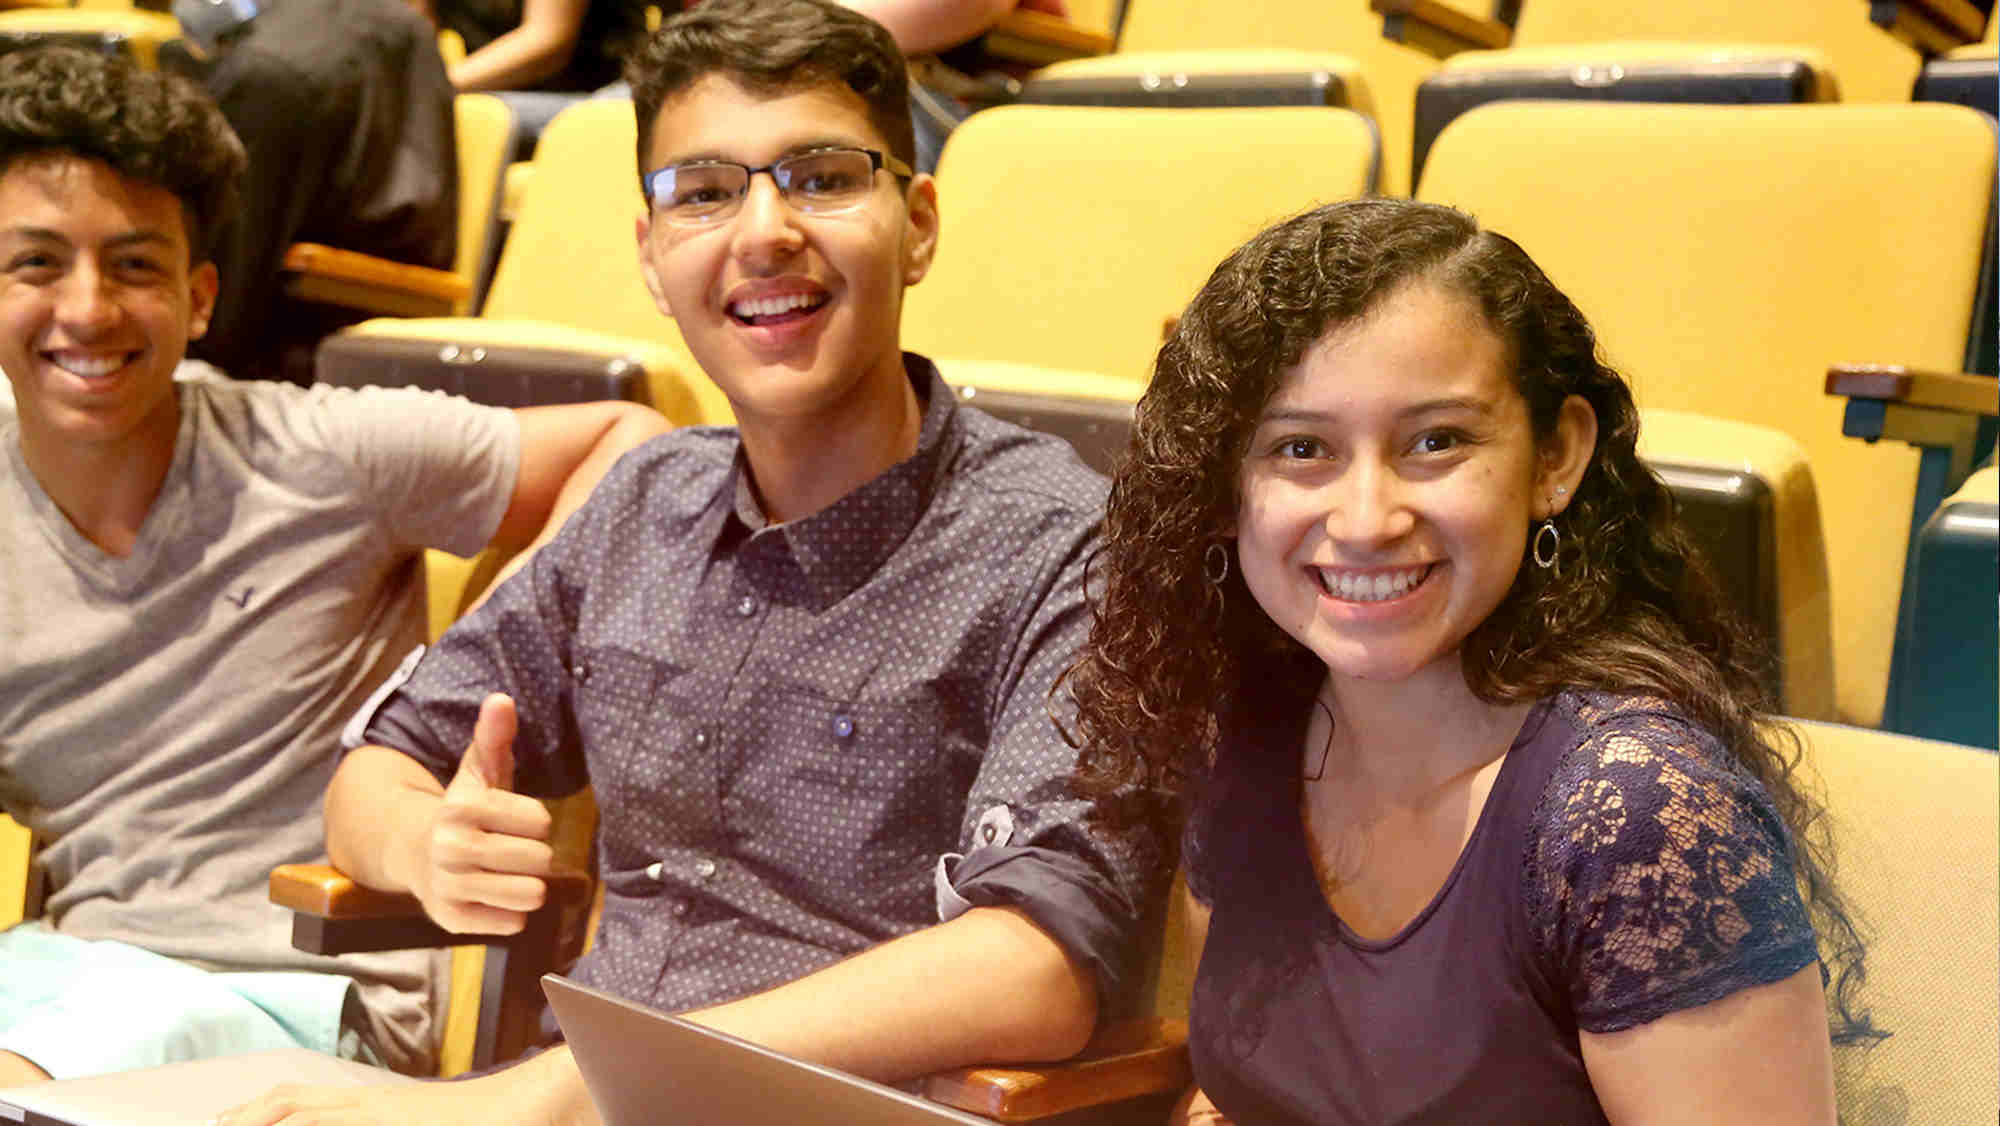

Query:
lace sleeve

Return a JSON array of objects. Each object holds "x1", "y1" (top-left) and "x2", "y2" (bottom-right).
[{"x1": 1525, "y1": 700, "x2": 1819, "y2": 1034}]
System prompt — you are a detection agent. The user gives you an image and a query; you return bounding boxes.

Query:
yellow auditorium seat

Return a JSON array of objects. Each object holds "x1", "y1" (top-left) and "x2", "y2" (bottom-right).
[
  {"x1": 321, "y1": 99, "x2": 728, "y2": 428},
  {"x1": 1866, "y1": 0, "x2": 1991, "y2": 57},
  {"x1": 1087, "y1": 0, "x2": 1466, "y2": 195},
  {"x1": 1405, "y1": 41, "x2": 1837, "y2": 188},
  {"x1": 0, "y1": 813, "x2": 34, "y2": 932},
  {"x1": 1795, "y1": 719, "x2": 1998, "y2": 1123},
  {"x1": 904, "y1": 103, "x2": 1378, "y2": 387},
  {"x1": 941, "y1": 359, "x2": 1145, "y2": 478},
  {"x1": 0, "y1": 7, "x2": 180, "y2": 69},
  {"x1": 449, "y1": 93, "x2": 517, "y2": 316},
  {"x1": 1378, "y1": 0, "x2": 1924, "y2": 103},
  {"x1": 1417, "y1": 101, "x2": 1995, "y2": 729},
  {"x1": 1022, "y1": 48, "x2": 1374, "y2": 124},
  {"x1": 1635, "y1": 409, "x2": 1835, "y2": 720}
]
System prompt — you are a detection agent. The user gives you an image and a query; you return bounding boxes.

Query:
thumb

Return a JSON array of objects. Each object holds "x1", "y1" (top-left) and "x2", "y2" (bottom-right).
[{"x1": 455, "y1": 693, "x2": 518, "y2": 793}]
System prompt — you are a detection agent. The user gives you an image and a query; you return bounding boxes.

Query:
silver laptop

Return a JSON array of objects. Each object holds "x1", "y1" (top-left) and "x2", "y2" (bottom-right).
[
  {"x1": 543, "y1": 975, "x2": 997, "y2": 1126},
  {"x1": 0, "y1": 1049, "x2": 415, "y2": 1126}
]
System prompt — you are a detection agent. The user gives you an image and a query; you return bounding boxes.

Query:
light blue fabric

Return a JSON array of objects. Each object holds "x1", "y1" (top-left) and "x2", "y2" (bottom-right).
[{"x1": 0, "y1": 923, "x2": 355, "y2": 1080}]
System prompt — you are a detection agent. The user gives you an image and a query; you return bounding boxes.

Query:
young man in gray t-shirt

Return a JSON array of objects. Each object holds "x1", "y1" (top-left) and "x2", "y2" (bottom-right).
[{"x1": 0, "y1": 47, "x2": 668, "y2": 1082}]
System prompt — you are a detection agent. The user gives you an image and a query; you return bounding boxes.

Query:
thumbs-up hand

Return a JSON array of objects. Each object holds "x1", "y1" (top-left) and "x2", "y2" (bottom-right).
[{"x1": 411, "y1": 694, "x2": 554, "y2": 935}]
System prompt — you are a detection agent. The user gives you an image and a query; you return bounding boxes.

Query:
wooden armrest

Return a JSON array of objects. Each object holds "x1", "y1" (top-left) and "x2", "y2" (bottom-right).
[
  {"x1": 1826, "y1": 364, "x2": 1999, "y2": 417},
  {"x1": 977, "y1": 8, "x2": 1112, "y2": 66},
  {"x1": 281, "y1": 242, "x2": 469, "y2": 318},
  {"x1": 919, "y1": 1017, "x2": 1190, "y2": 1122},
  {"x1": 1372, "y1": 0, "x2": 1512, "y2": 57},
  {"x1": 272, "y1": 862, "x2": 592, "y2": 956},
  {"x1": 1869, "y1": 0, "x2": 1985, "y2": 55}
]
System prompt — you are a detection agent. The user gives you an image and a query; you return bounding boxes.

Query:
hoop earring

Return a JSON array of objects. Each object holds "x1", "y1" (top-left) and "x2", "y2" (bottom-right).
[
  {"x1": 1532, "y1": 519, "x2": 1561, "y2": 576},
  {"x1": 1204, "y1": 542, "x2": 1230, "y2": 586}
]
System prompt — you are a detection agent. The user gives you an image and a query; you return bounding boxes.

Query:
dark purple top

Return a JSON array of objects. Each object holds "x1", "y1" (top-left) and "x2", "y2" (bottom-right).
[{"x1": 1185, "y1": 668, "x2": 1818, "y2": 1125}]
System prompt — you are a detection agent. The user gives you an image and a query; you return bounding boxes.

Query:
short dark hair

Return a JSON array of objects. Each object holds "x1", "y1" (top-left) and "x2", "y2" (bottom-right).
[
  {"x1": 626, "y1": 0, "x2": 915, "y2": 174},
  {"x1": 0, "y1": 46, "x2": 244, "y2": 262}
]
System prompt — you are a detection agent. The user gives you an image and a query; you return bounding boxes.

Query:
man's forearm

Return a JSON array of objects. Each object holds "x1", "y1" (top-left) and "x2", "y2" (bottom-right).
[
  {"x1": 685, "y1": 904, "x2": 1098, "y2": 1082},
  {"x1": 323, "y1": 745, "x2": 447, "y2": 893}
]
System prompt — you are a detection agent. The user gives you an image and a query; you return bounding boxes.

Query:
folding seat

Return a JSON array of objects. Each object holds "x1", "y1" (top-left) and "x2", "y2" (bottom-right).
[
  {"x1": 1405, "y1": 43, "x2": 1836, "y2": 188},
  {"x1": 449, "y1": 93, "x2": 519, "y2": 316},
  {"x1": 1634, "y1": 410, "x2": 1835, "y2": 719},
  {"x1": 941, "y1": 361, "x2": 1142, "y2": 477},
  {"x1": 1914, "y1": 17, "x2": 1999, "y2": 115},
  {"x1": 1379, "y1": 0, "x2": 1925, "y2": 101},
  {"x1": 0, "y1": 814, "x2": 34, "y2": 931},
  {"x1": 1378, "y1": 0, "x2": 1927, "y2": 187},
  {"x1": 1914, "y1": 21, "x2": 1999, "y2": 377},
  {"x1": 1417, "y1": 101, "x2": 1995, "y2": 727},
  {"x1": 1865, "y1": 0, "x2": 1993, "y2": 58},
  {"x1": 903, "y1": 103, "x2": 1379, "y2": 388},
  {"x1": 1880, "y1": 465, "x2": 1998, "y2": 747},
  {"x1": 1005, "y1": 0, "x2": 1439, "y2": 195},
  {"x1": 313, "y1": 99, "x2": 728, "y2": 426},
  {"x1": 0, "y1": 7, "x2": 180, "y2": 68},
  {"x1": 1797, "y1": 718, "x2": 1998, "y2": 1120}
]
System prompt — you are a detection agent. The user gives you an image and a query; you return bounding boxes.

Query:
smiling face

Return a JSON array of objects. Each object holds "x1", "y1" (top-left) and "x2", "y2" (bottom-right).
[
  {"x1": 634, "y1": 75, "x2": 937, "y2": 431},
  {"x1": 0, "y1": 155, "x2": 216, "y2": 460},
  {"x1": 1234, "y1": 282, "x2": 1592, "y2": 690}
]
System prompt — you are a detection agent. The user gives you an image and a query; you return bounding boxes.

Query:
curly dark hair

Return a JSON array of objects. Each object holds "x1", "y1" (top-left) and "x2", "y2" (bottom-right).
[
  {"x1": 1064, "y1": 196, "x2": 1876, "y2": 1044},
  {"x1": 0, "y1": 46, "x2": 244, "y2": 262},
  {"x1": 627, "y1": 0, "x2": 916, "y2": 176}
]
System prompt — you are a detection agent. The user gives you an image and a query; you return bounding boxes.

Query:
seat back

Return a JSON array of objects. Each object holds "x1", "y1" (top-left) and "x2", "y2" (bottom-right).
[
  {"x1": 1508, "y1": 0, "x2": 1922, "y2": 102},
  {"x1": 0, "y1": 813, "x2": 33, "y2": 931},
  {"x1": 452, "y1": 94, "x2": 517, "y2": 315},
  {"x1": 1912, "y1": 46, "x2": 1998, "y2": 378},
  {"x1": 1793, "y1": 719, "x2": 1999, "y2": 1122},
  {"x1": 1636, "y1": 409, "x2": 1835, "y2": 719},
  {"x1": 1021, "y1": 49, "x2": 1369, "y2": 118},
  {"x1": 480, "y1": 100, "x2": 678, "y2": 351},
  {"x1": 1106, "y1": 0, "x2": 1441, "y2": 193},
  {"x1": 1885, "y1": 465, "x2": 1998, "y2": 746},
  {"x1": 0, "y1": 8, "x2": 181, "y2": 69},
  {"x1": 1410, "y1": 42, "x2": 1835, "y2": 189},
  {"x1": 904, "y1": 104, "x2": 1377, "y2": 386},
  {"x1": 366, "y1": 97, "x2": 730, "y2": 426},
  {"x1": 1417, "y1": 101, "x2": 1996, "y2": 728},
  {"x1": 940, "y1": 360, "x2": 1141, "y2": 478}
]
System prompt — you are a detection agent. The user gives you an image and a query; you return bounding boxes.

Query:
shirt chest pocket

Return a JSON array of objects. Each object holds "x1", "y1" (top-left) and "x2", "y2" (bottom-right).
[
  {"x1": 729, "y1": 690, "x2": 949, "y2": 923},
  {"x1": 570, "y1": 645, "x2": 663, "y2": 748}
]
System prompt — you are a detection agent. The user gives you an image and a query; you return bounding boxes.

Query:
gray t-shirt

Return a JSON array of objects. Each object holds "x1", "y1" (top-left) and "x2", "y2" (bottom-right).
[{"x1": 0, "y1": 374, "x2": 519, "y2": 1073}]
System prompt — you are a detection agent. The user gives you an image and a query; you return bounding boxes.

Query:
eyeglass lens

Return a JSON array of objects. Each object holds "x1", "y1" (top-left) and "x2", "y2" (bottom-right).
[{"x1": 656, "y1": 149, "x2": 879, "y2": 222}]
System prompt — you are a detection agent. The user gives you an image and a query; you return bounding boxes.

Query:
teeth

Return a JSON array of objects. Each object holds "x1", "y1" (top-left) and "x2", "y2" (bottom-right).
[
  {"x1": 731, "y1": 293, "x2": 822, "y2": 319},
  {"x1": 1317, "y1": 564, "x2": 1429, "y2": 603},
  {"x1": 49, "y1": 352, "x2": 128, "y2": 379}
]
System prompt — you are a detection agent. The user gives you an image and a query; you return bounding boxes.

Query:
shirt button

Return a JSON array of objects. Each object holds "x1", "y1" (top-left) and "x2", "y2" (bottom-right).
[
  {"x1": 672, "y1": 900, "x2": 689, "y2": 918},
  {"x1": 831, "y1": 713, "x2": 855, "y2": 739},
  {"x1": 572, "y1": 661, "x2": 590, "y2": 683},
  {"x1": 693, "y1": 730, "x2": 709, "y2": 748},
  {"x1": 735, "y1": 594, "x2": 757, "y2": 617},
  {"x1": 645, "y1": 861, "x2": 664, "y2": 882},
  {"x1": 694, "y1": 857, "x2": 717, "y2": 880}
]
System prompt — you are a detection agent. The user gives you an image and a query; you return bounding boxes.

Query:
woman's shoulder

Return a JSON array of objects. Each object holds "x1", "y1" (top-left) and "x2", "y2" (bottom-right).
[{"x1": 1521, "y1": 690, "x2": 1816, "y2": 1033}]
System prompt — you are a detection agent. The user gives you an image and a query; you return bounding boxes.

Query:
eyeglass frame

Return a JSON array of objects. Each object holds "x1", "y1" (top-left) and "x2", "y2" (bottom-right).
[{"x1": 640, "y1": 146, "x2": 915, "y2": 224}]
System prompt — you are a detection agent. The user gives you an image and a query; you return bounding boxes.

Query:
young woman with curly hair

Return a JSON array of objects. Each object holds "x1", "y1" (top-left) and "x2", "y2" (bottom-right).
[{"x1": 1064, "y1": 197, "x2": 1874, "y2": 1125}]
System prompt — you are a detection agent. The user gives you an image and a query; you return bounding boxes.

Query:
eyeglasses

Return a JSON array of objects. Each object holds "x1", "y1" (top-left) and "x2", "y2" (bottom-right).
[{"x1": 642, "y1": 147, "x2": 912, "y2": 225}]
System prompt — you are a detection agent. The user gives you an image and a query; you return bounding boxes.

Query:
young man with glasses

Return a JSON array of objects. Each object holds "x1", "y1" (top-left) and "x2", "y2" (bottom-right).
[{"x1": 221, "y1": 0, "x2": 1158, "y2": 1120}]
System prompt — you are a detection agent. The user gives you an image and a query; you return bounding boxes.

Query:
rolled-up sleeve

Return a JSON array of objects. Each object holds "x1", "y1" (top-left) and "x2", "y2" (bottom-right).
[
  {"x1": 936, "y1": 513, "x2": 1165, "y2": 1008},
  {"x1": 348, "y1": 461, "x2": 609, "y2": 800}
]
